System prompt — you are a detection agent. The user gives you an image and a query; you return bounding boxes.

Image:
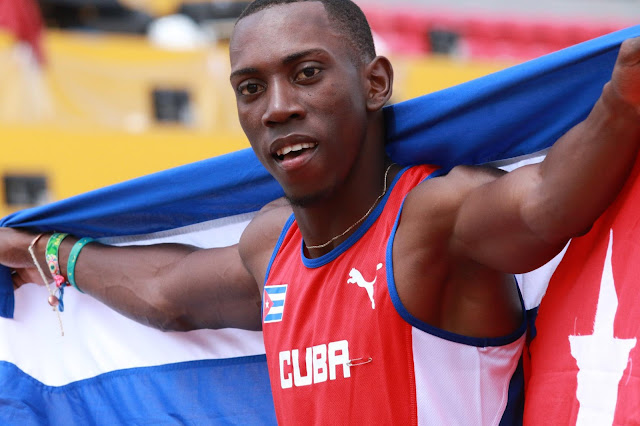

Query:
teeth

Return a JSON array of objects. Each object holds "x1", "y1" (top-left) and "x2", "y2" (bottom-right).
[{"x1": 276, "y1": 142, "x2": 316, "y2": 158}]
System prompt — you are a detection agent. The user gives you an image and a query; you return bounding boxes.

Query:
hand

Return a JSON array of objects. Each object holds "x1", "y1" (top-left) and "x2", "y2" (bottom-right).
[
  {"x1": 0, "y1": 228, "x2": 48, "y2": 290},
  {"x1": 610, "y1": 37, "x2": 640, "y2": 113}
]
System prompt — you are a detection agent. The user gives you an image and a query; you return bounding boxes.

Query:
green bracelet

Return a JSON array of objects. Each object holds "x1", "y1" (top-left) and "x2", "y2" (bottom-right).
[
  {"x1": 45, "y1": 233, "x2": 69, "y2": 283},
  {"x1": 67, "y1": 237, "x2": 94, "y2": 293}
]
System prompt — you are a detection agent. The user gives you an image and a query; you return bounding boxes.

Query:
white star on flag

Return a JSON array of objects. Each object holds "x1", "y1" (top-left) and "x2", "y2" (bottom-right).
[{"x1": 569, "y1": 229, "x2": 637, "y2": 426}]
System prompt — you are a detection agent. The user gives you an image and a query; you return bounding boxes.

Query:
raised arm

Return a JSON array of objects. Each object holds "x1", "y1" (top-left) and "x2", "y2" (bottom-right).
[
  {"x1": 1, "y1": 200, "x2": 291, "y2": 332},
  {"x1": 450, "y1": 37, "x2": 640, "y2": 272}
]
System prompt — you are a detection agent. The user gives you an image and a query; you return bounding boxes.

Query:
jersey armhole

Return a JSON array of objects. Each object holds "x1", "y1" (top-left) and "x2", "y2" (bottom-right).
[
  {"x1": 385, "y1": 176, "x2": 528, "y2": 348},
  {"x1": 263, "y1": 213, "x2": 296, "y2": 288}
]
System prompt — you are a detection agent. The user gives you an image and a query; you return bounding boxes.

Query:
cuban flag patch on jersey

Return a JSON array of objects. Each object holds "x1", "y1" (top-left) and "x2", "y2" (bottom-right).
[{"x1": 263, "y1": 284, "x2": 288, "y2": 323}]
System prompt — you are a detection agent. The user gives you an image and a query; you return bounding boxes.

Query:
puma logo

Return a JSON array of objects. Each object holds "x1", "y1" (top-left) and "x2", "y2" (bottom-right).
[{"x1": 347, "y1": 263, "x2": 383, "y2": 309}]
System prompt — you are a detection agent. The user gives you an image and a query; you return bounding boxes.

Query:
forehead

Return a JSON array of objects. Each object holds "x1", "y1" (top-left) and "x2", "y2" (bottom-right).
[{"x1": 229, "y1": 2, "x2": 345, "y2": 70}]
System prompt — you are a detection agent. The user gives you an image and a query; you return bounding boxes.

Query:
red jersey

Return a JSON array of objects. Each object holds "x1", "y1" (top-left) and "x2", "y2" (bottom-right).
[{"x1": 262, "y1": 165, "x2": 527, "y2": 425}]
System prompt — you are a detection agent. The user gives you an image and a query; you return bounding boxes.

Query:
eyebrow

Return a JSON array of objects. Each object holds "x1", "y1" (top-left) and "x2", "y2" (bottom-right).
[
  {"x1": 230, "y1": 67, "x2": 259, "y2": 80},
  {"x1": 282, "y1": 48, "x2": 326, "y2": 65},
  {"x1": 230, "y1": 49, "x2": 327, "y2": 80}
]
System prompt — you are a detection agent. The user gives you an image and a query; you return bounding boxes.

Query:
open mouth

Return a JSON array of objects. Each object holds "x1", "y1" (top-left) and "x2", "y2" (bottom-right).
[{"x1": 274, "y1": 142, "x2": 318, "y2": 161}]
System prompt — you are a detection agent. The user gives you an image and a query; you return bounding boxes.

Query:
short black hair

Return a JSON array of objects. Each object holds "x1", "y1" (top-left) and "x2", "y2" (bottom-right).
[{"x1": 236, "y1": 0, "x2": 376, "y2": 62}]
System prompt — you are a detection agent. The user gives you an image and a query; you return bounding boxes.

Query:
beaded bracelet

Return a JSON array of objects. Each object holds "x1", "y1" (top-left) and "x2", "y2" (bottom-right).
[
  {"x1": 45, "y1": 232, "x2": 69, "y2": 288},
  {"x1": 28, "y1": 232, "x2": 64, "y2": 336},
  {"x1": 67, "y1": 237, "x2": 94, "y2": 293}
]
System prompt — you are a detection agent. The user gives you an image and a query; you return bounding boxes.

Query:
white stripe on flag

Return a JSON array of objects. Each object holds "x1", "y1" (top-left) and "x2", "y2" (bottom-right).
[{"x1": 0, "y1": 212, "x2": 265, "y2": 387}]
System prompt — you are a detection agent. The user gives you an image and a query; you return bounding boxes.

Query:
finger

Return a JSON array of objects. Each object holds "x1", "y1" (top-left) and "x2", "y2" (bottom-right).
[
  {"x1": 618, "y1": 37, "x2": 640, "y2": 67},
  {"x1": 12, "y1": 269, "x2": 40, "y2": 290},
  {"x1": 11, "y1": 270, "x2": 18, "y2": 290},
  {"x1": 12, "y1": 271, "x2": 27, "y2": 290}
]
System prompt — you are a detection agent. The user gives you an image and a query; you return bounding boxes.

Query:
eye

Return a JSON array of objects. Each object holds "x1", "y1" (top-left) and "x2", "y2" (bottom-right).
[
  {"x1": 238, "y1": 81, "x2": 265, "y2": 96},
  {"x1": 294, "y1": 67, "x2": 321, "y2": 81}
]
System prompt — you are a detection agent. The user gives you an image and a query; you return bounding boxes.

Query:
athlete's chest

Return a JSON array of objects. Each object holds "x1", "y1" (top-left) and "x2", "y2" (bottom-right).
[
  {"x1": 263, "y1": 232, "x2": 392, "y2": 342},
  {"x1": 263, "y1": 241, "x2": 415, "y2": 396}
]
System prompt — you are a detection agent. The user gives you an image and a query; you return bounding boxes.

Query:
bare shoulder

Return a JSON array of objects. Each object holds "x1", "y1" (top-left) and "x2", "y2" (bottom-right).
[
  {"x1": 395, "y1": 164, "x2": 507, "y2": 271},
  {"x1": 405, "y1": 165, "x2": 506, "y2": 217},
  {"x1": 423, "y1": 164, "x2": 505, "y2": 191},
  {"x1": 238, "y1": 197, "x2": 292, "y2": 284},
  {"x1": 393, "y1": 165, "x2": 523, "y2": 336},
  {"x1": 448, "y1": 164, "x2": 506, "y2": 181}
]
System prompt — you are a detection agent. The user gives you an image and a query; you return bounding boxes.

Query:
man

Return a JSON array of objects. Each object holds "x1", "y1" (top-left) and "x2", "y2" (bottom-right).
[{"x1": 2, "y1": 0, "x2": 639, "y2": 423}]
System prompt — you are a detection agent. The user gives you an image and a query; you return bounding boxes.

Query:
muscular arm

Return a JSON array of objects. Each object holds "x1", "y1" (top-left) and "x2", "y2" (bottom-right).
[
  {"x1": 2, "y1": 199, "x2": 291, "y2": 332},
  {"x1": 452, "y1": 37, "x2": 640, "y2": 272},
  {"x1": 57, "y1": 241, "x2": 262, "y2": 331},
  {"x1": 394, "y1": 38, "x2": 640, "y2": 337}
]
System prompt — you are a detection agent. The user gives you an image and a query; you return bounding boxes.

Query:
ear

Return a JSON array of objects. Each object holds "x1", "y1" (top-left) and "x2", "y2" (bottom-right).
[{"x1": 364, "y1": 56, "x2": 393, "y2": 112}]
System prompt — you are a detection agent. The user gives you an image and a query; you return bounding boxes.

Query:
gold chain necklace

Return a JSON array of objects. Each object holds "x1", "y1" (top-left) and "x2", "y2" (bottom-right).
[{"x1": 306, "y1": 163, "x2": 394, "y2": 250}]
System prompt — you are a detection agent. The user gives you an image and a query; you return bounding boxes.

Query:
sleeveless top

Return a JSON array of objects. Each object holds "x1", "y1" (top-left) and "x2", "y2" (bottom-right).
[{"x1": 262, "y1": 165, "x2": 527, "y2": 425}]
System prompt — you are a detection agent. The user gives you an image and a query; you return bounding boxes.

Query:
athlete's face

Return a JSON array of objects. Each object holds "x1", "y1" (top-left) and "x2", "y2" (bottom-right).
[{"x1": 229, "y1": 2, "x2": 370, "y2": 206}]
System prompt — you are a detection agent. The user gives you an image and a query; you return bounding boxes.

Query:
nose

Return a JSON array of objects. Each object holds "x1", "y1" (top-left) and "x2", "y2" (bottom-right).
[{"x1": 261, "y1": 80, "x2": 305, "y2": 127}]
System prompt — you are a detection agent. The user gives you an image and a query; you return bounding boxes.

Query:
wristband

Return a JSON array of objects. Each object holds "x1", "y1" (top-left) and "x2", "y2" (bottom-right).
[
  {"x1": 67, "y1": 237, "x2": 94, "y2": 293},
  {"x1": 45, "y1": 232, "x2": 69, "y2": 288}
]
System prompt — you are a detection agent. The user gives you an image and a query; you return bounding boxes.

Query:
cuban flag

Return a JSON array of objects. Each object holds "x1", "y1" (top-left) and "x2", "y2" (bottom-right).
[
  {"x1": 264, "y1": 285, "x2": 288, "y2": 323},
  {"x1": 0, "y1": 25, "x2": 638, "y2": 424}
]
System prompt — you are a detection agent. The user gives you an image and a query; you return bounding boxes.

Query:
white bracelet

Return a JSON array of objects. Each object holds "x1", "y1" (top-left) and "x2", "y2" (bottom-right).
[{"x1": 27, "y1": 232, "x2": 64, "y2": 336}]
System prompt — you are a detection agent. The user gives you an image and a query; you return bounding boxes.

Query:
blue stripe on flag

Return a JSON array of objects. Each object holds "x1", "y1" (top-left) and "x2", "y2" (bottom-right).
[
  {"x1": 0, "y1": 356, "x2": 276, "y2": 425},
  {"x1": 264, "y1": 313, "x2": 283, "y2": 322}
]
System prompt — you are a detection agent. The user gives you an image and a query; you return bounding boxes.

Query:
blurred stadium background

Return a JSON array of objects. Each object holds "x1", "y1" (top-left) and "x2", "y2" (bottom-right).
[{"x1": 0, "y1": 0, "x2": 637, "y2": 217}]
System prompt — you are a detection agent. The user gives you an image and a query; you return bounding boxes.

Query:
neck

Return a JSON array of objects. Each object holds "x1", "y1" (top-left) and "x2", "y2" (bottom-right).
[{"x1": 294, "y1": 156, "x2": 395, "y2": 256}]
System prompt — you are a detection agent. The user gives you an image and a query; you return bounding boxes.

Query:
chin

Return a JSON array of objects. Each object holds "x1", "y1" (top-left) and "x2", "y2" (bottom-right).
[{"x1": 285, "y1": 188, "x2": 332, "y2": 208}]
